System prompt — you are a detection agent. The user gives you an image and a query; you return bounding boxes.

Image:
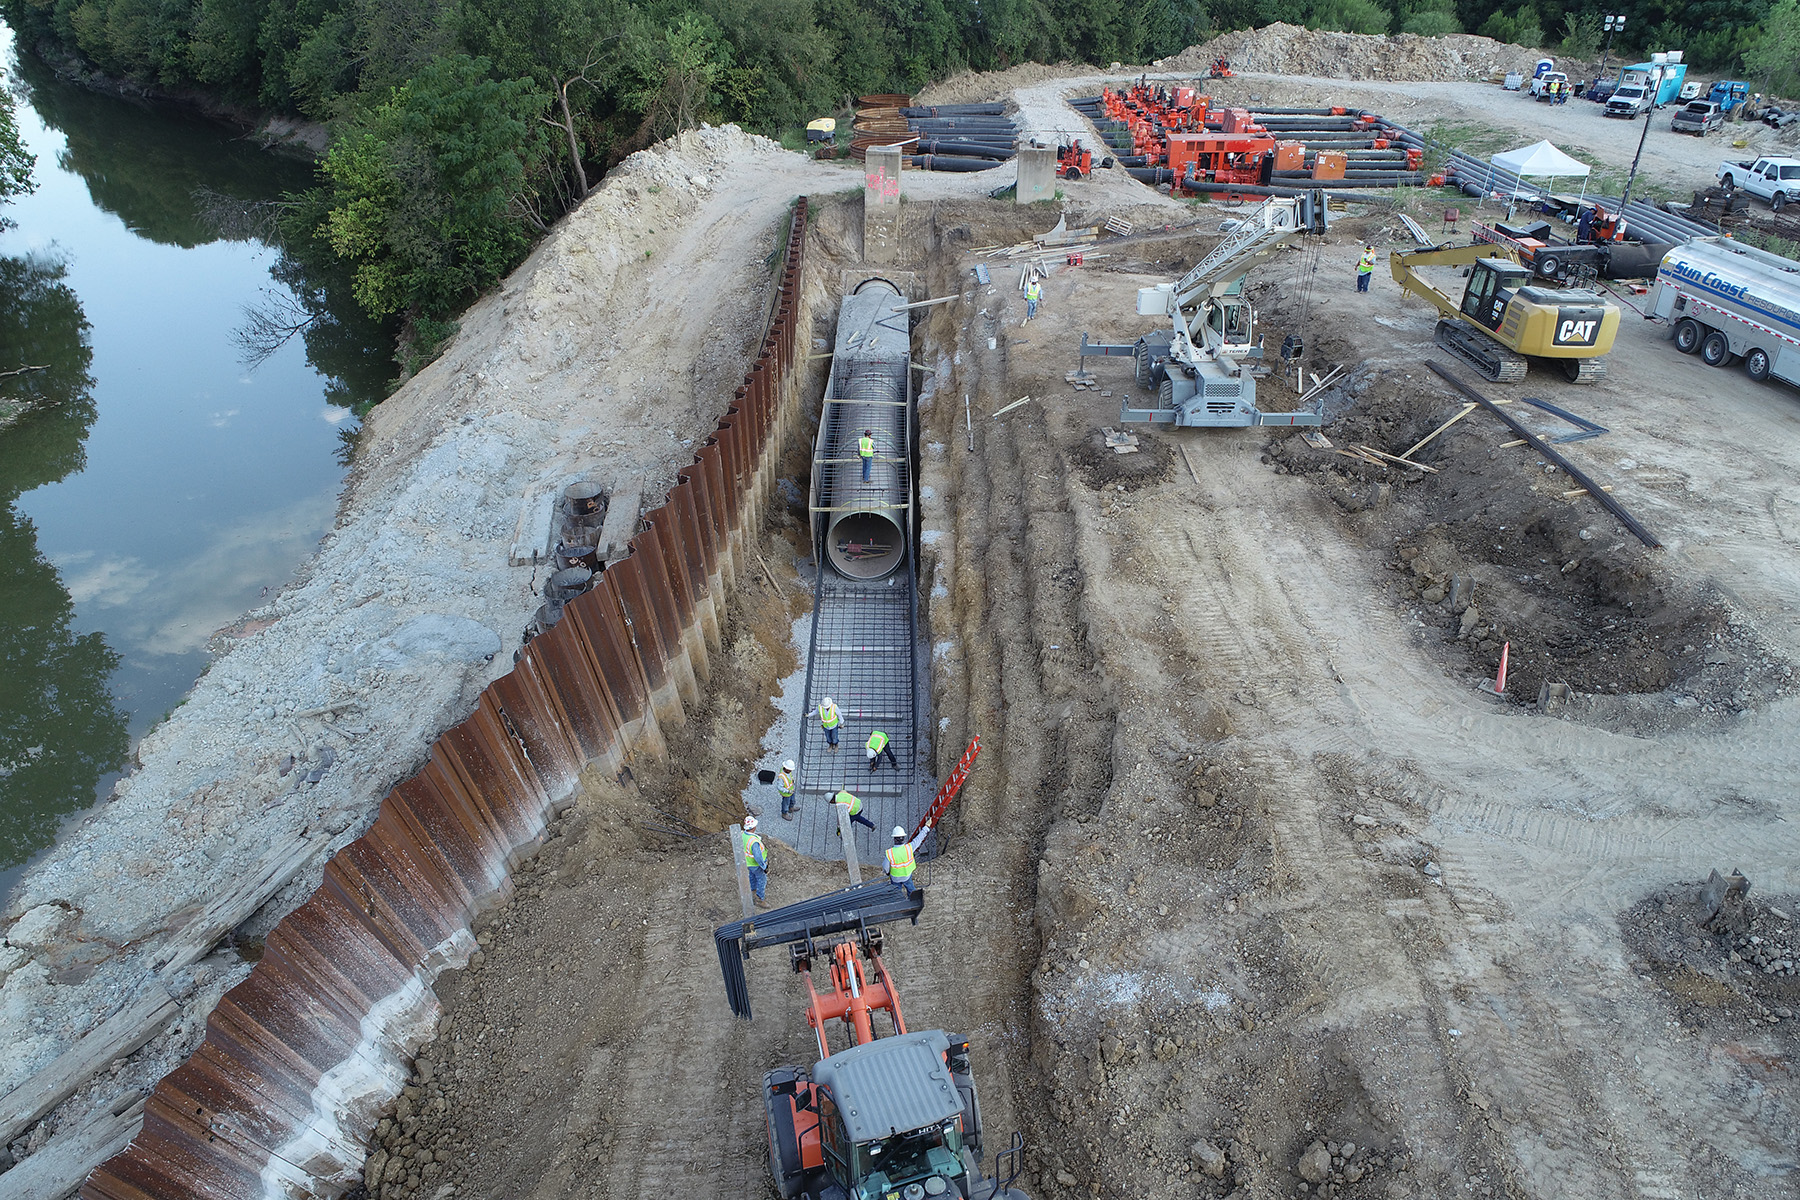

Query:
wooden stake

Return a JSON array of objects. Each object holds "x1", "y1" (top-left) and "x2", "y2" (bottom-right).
[
  {"x1": 992, "y1": 396, "x2": 1034, "y2": 418},
  {"x1": 1561, "y1": 485, "x2": 1615, "y2": 499},
  {"x1": 1356, "y1": 444, "x2": 1440, "y2": 473},
  {"x1": 889, "y1": 295, "x2": 959, "y2": 312},
  {"x1": 1499, "y1": 438, "x2": 1527, "y2": 448},
  {"x1": 1180, "y1": 443, "x2": 1202, "y2": 485}
]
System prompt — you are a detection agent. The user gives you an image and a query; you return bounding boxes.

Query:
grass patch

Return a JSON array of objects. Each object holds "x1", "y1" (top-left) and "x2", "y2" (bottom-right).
[{"x1": 1421, "y1": 116, "x2": 1676, "y2": 203}]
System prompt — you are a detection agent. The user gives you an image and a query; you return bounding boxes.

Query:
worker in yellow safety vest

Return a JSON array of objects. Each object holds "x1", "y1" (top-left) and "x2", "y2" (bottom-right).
[
  {"x1": 859, "y1": 429, "x2": 875, "y2": 482},
  {"x1": 833, "y1": 789, "x2": 878, "y2": 832},
  {"x1": 775, "y1": 759, "x2": 797, "y2": 819},
  {"x1": 811, "y1": 696, "x2": 841, "y2": 749},
  {"x1": 885, "y1": 824, "x2": 928, "y2": 895},
  {"x1": 742, "y1": 816, "x2": 769, "y2": 906},
  {"x1": 866, "y1": 728, "x2": 898, "y2": 773},
  {"x1": 1024, "y1": 278, "x2": 1042, "y2": 321},
  {"x1": 1356, "y1": 246, "x2": 1376, "y2": 293}
]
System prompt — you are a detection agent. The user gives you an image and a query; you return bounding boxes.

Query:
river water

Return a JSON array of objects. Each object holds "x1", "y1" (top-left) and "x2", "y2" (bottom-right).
[{"x1": 0, "y1": 26, "x2": 390, "y2": 897}]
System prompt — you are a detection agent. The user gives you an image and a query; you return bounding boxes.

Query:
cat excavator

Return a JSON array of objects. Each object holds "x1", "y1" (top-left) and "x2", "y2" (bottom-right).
[{"x1": 1390, "y1": 243, "x2": 1622, "y2": 383}]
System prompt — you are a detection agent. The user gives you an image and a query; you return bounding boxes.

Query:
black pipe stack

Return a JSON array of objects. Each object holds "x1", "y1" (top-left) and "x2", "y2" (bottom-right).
[{"x1": 853, "y1": 98, "x2": 1018, "y2": 171}]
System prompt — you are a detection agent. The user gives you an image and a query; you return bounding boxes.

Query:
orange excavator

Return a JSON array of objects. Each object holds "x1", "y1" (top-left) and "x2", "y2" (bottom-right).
[{"x1": 716, "y1": 883, "x2": 1028, "y2": 1200}]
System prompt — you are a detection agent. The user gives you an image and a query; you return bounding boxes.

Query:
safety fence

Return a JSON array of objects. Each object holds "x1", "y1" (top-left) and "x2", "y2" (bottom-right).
[{"x1": 79, "y1": 196, "x2": 813, "y2": 1200}]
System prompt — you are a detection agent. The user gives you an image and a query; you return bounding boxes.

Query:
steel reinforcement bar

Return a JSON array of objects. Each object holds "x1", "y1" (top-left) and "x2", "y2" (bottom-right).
[{"x1": 77, "y1": 198, "x2": 815, "y2": 1200}]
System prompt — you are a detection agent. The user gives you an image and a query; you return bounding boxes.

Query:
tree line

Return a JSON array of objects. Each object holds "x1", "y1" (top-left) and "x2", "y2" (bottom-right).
[{"x1": 1, "y1": 0, "x2": 1789, "y2": 363}]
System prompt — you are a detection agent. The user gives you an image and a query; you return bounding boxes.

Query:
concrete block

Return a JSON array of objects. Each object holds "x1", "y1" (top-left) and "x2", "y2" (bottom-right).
[{"x1": 1016, "y1": 145, "x2": 1057, "y2": 204}]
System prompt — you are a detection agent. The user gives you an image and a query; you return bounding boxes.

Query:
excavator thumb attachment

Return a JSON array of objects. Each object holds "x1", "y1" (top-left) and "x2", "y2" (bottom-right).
[{"x1": 715, "y1": 881, "x2": 925, "y2": 1020}]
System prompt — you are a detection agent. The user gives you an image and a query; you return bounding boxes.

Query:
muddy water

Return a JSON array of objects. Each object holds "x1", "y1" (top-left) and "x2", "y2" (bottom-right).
[{"x1": 0, "y1": 26, "x2": 391, "y2": 896}]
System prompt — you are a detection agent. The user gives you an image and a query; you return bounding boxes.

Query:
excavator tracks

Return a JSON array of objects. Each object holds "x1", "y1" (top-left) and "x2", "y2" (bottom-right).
[
  {"x1": 1434, "y1": 319, "x2": 1528, "y2": 384},
  {"x1": 1562, "y1": 356, "x2": 1607, "y2": 384}
]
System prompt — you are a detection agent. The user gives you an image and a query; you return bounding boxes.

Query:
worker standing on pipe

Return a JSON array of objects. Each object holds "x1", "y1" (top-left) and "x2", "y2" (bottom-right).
[
  {"x1": 860, "y1": 428, "x2": 875, "y2": 481},
  {"x1": 1356, "y1": 245, "x2": 1376, "y2": 293},
  {"x1": 833, "y1": 789, "x2": 879, "y2": 832},
  {"x1": 885, "y1": 825, "x2": 928, "y2": 896},
  {"x1": 776, "y1": 759, "x2": 797, "y2": 819},
  {"x1": 743, "y1": 816, "x2": 770, "y2": 907},
  {"x1": 811, "y1": 697, "x2": 842, "y2": 749},
  {"x1": 866, "y1": 729, "x2": 899, "y2": 773},
  {"x1": 1024, "y1": 277, "x2": 1042, "y2": 321}
]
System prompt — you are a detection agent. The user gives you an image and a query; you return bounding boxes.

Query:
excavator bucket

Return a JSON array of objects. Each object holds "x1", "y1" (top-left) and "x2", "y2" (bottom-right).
[{"x1": 715, "y1": 882, "x2": 926, "y2": 1020}]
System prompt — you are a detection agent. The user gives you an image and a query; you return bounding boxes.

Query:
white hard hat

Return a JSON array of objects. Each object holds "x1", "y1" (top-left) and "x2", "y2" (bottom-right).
[
  {"x1": 821, "y1": 697, "x2": 834, "y2": 708},
  {"x1": 892, "y1": 826, "x2": 907, "y2": 840},
  {"x1": 866, "y1": 747, "x2": 878, "y2": 758},
  {"x1": 783, "y1": 759, "x2": 796, "y2": 772},
  {"x1": 743, "y1": 815, "x2": 758, "y2": 830}
]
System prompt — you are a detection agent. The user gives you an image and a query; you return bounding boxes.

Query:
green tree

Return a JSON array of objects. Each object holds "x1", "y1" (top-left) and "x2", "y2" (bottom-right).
[
  {"x1": 1402, "y1": 10, "x2": 1459, "y2": 32},
  {"x1": 1309, "y1": 0, "x2": 1391, "y2": 34},
  {"x1": 310, "y1": 53, "x2": 545, "y2": 319},
  {"x1": 0, "y1": 82, "x2": 35, "y2": 205},
  {"x1": 1745, "y1": 0, "x2": 1800, "y2": 95},
  {"x1": 1559, "y1": 10, "x2": 1600, "y2": 59}
]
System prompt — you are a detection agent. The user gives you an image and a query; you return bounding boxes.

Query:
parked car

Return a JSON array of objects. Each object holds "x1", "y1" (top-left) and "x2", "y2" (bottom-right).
[
  {"x1": 1671, "y1": 100, "x2": 1725, "y2": 135},
  {"x1": 1717, "y1": 156, "x2": 1800, "y2": 210},
  {"x1": 1585, "y1": 76, "x2": 1619, "y2": 102},
  {"x1": 1605, "y1": 84, "x2": 1654, "y2": 118}
]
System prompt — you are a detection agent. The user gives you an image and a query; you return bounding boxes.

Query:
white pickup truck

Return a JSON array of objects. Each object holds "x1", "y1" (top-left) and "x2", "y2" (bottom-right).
[{"x1": 1716, "y1": 156, "x2": 1800, "y2": 210}]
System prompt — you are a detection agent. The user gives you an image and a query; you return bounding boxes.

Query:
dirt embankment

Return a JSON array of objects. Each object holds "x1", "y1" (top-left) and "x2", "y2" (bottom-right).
[{"x1": 1163, "y1": 23, "x2": 1554, "y2": 82}]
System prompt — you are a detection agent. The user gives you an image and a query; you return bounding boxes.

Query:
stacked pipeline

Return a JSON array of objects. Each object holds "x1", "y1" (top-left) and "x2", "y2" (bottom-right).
[
  {"x1": 851, "y1": 94, "x2": 1017, "y2": 171},
  {"x1": 1068, "y1": 91, "x2": 1430, "y2": 196}
]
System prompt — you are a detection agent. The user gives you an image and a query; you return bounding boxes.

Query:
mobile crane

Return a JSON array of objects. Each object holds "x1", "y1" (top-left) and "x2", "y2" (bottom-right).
[
  {"x1": 716, "y1": 883, "x2": 1028, "y2": 1200},
  {"x1": 1390, "y1": 243, "x2": 1622, "y2": 383},
  {"x1": 1076, "y1": 190, "x2": 1331, "y2": 427}
]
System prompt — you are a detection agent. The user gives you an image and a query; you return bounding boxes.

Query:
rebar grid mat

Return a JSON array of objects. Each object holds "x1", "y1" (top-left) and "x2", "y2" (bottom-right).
[
  {"x1": 776, "y1": 568, "x2": 928, "y2": 864},
  {"x1": 818, "y1": 361, "x2": 913, "y2": 508}
]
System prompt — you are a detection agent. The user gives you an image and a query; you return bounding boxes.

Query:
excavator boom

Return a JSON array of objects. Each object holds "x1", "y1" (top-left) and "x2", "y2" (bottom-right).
[{"x1": 1388, "y1": 241, "x2": 1520, "y2": 317}]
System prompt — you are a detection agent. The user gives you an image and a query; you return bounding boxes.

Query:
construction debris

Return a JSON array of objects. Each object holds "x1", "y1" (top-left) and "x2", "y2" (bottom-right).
[{"x1": 1102, "y1": 427, "x2": 1142, "y2": 454}]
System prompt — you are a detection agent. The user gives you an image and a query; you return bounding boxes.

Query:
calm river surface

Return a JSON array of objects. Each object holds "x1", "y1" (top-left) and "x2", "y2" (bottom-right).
[{"x1": 0, "y1": 25, "x2": 389, "y2": 897}]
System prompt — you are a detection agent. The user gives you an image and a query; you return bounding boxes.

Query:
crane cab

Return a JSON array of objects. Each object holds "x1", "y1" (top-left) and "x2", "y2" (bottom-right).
[{"x1": 1459, "y1": 258, "x2": 1533, "y2": 331}]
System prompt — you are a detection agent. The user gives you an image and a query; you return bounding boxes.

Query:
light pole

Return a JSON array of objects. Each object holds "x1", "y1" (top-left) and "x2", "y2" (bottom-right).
[
  {"x1": 1598, "y1": 15, "x2": 1626, "y2": 84},
  {"x1": 1620, "y1": 91, "x2": 1652, "y2": 213}
]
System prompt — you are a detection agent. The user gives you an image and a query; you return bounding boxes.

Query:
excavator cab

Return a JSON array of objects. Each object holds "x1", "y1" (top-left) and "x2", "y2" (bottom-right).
[{"x1": 1458, "y1": 258, "x2": 1533, "y2": 331}]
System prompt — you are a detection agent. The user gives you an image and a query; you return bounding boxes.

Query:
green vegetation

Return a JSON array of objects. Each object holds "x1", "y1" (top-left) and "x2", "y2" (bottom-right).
[
  {"x1": 0, "y1": 85, "x2": 33, "y2": 205},
  {"x1": 1, "y1": 0, "x2": 1782, "y2": 377}
]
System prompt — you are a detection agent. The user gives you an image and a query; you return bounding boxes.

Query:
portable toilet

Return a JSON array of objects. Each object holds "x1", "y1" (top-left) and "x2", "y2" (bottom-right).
[{"x1": 1534, "y1": 58, "x2": 1555, "y2": 79}]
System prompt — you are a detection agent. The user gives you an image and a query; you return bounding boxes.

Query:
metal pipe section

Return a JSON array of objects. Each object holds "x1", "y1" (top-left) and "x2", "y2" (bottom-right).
[{"x1": 814, "y1": 280, "x2": 912, "y2": 580}]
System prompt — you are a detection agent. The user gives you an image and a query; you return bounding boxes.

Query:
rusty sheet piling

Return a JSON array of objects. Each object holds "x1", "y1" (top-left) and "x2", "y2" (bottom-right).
[{"x1": 78, "y1": 198, "x2": 813, "y2": 1200}]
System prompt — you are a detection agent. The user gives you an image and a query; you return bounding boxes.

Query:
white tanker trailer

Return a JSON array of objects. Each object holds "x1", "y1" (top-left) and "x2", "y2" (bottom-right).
[{"x1": 1650, "y1": 236, "x2": 1800, "y2": 390}]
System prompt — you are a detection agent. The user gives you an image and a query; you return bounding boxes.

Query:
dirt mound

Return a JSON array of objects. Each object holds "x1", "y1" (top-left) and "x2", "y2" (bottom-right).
[
  {"x1": 1160, "y1": 22, "x2": 1548, "y2": 83},
  {"x1": 916, "y1": 61, "x2": 1088, "y2": 106}
]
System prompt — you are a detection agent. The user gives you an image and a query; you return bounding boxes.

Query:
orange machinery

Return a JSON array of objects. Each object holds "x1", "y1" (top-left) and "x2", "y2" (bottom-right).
[
  {"x1": 718, "y1": 883, "x2": 1028, "y2": 1200},
  {"x1": 1167, "y1": 131, "x2": 1277, "y2": 187}
]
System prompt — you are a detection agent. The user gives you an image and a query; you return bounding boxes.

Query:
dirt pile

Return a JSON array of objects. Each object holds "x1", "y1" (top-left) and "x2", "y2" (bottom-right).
[{"x1": 1162, "y1": 22, "x2": 1548, "y2": 82}]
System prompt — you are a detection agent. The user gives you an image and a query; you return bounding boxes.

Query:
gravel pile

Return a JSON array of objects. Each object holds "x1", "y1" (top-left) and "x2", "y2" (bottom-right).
[{"x1": 1159, "y1": 22, "x2": 1550, "y2": 82}]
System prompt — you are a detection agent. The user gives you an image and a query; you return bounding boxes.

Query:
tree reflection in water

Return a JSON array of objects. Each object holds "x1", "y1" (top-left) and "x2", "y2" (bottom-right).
[{"x1": 0, "y1": 250, "x2": 128, "y2": 871}]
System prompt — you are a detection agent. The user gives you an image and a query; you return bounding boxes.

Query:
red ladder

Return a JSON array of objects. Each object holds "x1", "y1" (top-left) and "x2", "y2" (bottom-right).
[{"x1": 912, "y1": 735, "x2": 981, "y2": 839}]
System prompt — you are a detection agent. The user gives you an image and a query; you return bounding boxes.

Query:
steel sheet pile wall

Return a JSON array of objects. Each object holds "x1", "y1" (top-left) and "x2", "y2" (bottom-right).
[{"x1": 79, "y1": 197, "x2": 813, "y2": 1200}]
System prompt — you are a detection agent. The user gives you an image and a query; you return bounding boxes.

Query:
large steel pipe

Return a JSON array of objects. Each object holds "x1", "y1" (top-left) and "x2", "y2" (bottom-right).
[{"x1": 815, "y1": 280, "x2": 911, "y2": 581}]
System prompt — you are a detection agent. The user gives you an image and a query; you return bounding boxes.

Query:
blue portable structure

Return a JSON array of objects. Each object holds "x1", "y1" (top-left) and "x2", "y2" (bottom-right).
[
  {"x1": 1623, "y1": 60, "x2": 1688, "y2": 105},
  {"x1": 1534, "y1": 58, "x2": 1555, "y2": 79},
  {"x1": 1710, "y1": 81, "x2": 1750, "y2": 111}
]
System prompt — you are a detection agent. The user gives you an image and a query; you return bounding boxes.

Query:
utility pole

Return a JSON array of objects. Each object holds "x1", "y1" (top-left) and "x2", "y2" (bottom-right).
[{"x1": 1598, "y1": 14, "x2": 1626, "y2": 84}]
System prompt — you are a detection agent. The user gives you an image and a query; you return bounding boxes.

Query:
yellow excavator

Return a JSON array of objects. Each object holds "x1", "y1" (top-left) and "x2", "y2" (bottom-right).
[{"x1": 1390, "y1": 244, "x2": 1622, "y2": 383}]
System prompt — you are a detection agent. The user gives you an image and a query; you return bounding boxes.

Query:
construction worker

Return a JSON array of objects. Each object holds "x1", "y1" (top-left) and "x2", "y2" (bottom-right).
[
  {"x1": 859, "y1": 428, "x2": 875, "y2": 482},
  {"x1": 1024, "y1": 276, "x2": 1042, "y2": 321},
  {"x1": 1356, "y1": 245, "x2": 1376, "y2": 293},
  {"x1": 774, "y1": 759, "x2": 797, "y2": 818},
  {"x1": 885, "y1": 825, "x2": 928, "y2": 896},
  {"x1": 742, "y1": 816, "x2": 769, "y2": 906},
  {"x1": 866, "y1": 729, "x2": 899, "y2": 773},
  {"x1": 833, "y1": 788, "x2": 878, "y2": 832},
  {"x1": 812, "y1": 696, "x2": 842, "y2": 749}
]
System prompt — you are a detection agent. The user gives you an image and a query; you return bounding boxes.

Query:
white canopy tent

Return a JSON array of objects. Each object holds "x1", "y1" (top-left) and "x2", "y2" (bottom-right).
[{"x1": 1489, "y1": 139, "x2": 1593, "y2": 203}]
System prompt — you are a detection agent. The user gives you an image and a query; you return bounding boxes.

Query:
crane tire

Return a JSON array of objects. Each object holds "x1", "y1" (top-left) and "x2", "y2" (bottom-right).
[
  {"x1": 1745, "y1": 347, "x2": 1772, "y2": 382},
  {"x1": 1673, "y1": 319, "x2": 1704, "y2": 354},
  {"x1": 1700, "y1": 331, "x2": 1732, "y2": 366}
]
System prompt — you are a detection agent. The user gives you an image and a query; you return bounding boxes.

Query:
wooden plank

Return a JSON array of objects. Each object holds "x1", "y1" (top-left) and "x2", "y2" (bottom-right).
[
  {"x1": 1180, "y1": 444, "x2": 1203, "y2": 486},
  {"x1": 595, "y1": 478, "x2": 644, "y2": 563},
  {"x1": 0, "y1": 990, "x2": 172, "y2": 1146},
  {"x1": 888, "y1": 295, "x2": 958, "y2": 312},
  {"x1": 1356, "y1": 445, "x2": 1440, "y2": 473},
  {"x1": 0, "y1": 1098, "x2": 146, "y2": 1200},
  {"x1": 836, "y1": 805, "x2": 862, "y2": 885},
  {"x1": 1400, "y1": 403, "x2": 1478, "y2": 461},
  {"x1": 991, "y1": 396, "x2": 1033, "y2": 418},
  {"x1": 730, "y1": 824, "x2": 754, "y2": 920},
  {"x1": 158, "y1": 828, "x2": 327, "y2": 974}
]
